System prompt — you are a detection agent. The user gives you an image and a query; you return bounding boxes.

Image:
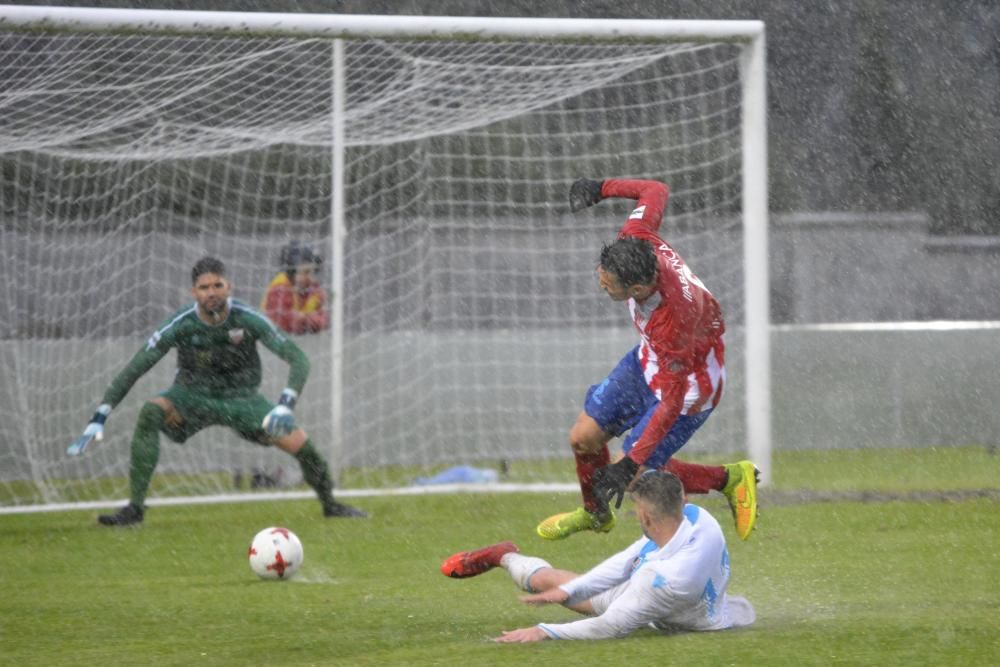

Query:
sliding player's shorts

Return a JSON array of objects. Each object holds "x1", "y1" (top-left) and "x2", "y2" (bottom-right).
[
  {"x1": 584, "y1": 345, "x2": 713, "y2": 469},
  {"x1": 157, "y1": 384, "x2": 275, "y2": 445}
]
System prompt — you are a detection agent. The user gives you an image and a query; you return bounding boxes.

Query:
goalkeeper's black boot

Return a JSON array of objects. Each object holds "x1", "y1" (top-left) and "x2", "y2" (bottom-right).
[
  {"x1": 98, "y1": 503, "x2": 145, "y2": 526},
  {"x1": 322, "y1": 500, "x2": 368, "y2": 518}
]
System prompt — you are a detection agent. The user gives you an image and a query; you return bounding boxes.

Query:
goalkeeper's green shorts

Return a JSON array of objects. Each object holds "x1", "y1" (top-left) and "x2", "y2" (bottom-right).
[{"x1": 158, "y1": 385, "x2": 274, "y2": 445}]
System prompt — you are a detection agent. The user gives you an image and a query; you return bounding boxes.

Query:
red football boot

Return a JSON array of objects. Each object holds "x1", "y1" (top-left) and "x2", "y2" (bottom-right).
[{"x1": 440, "y1": 541, "x2": 519, "y2": 578}]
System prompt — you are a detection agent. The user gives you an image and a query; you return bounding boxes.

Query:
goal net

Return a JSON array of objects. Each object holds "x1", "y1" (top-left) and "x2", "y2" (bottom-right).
[{"x1": 0, "y1": 9, "x2": 768, "y2": 510}]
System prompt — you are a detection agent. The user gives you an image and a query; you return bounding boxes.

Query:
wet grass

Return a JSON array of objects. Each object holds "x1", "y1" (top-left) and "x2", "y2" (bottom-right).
[{"x1": 2, "y1": 447, "x2": 998, "y2": 666}]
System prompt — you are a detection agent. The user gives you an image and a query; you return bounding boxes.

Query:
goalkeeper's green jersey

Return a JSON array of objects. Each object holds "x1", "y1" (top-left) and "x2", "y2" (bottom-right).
[{"x1": 102, "y1": 298, "x2": 309, "y2": 405}]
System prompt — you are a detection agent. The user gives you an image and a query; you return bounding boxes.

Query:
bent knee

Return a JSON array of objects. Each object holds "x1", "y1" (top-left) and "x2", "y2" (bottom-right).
[
  {"x1": 271, "y1": 428, "x2": 308, "y2": 454},
  {"x1": 137, "y1": 401, "x2": 166, "y2": 427},
  {"x1": 569, "y1": 415, "x2": 609, "y2": 454},
  {"x1": 147, "y1": 398, "x2": 184, "y2": 431},
  {"x1": 570, "y1": 438, "x2": 605, "y2": 455}
]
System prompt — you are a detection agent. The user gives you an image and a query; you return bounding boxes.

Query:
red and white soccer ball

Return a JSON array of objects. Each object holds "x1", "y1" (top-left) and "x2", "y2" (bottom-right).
[{"x1": 248, "y1": 526, "x2": 304, "y2": 580}]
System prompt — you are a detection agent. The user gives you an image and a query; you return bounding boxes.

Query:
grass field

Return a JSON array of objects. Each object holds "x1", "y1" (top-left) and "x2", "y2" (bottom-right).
[{"x1": 2, "y1": 447, "x2": 998, "y2": 666}]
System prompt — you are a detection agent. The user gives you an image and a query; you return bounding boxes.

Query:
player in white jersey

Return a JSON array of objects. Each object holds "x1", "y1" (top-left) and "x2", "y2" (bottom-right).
[{"x1": 441, "y1": 471, "x2": 754, "y2": 642}]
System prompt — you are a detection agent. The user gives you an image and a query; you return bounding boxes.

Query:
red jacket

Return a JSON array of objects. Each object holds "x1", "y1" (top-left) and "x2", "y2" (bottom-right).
[{"x1": 260, "y1": 272, "x2": 330, "y2": 334}]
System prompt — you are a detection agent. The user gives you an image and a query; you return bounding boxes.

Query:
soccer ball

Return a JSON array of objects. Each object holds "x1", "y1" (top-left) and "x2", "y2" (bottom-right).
[{"x1": 248, "y1": 526, "x2": 304, "y2": 580}]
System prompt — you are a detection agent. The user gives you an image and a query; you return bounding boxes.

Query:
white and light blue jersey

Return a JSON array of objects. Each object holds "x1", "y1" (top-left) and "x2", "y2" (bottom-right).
[{"x1": 539, "y1": 504, "x2": 754, "y2": 640}]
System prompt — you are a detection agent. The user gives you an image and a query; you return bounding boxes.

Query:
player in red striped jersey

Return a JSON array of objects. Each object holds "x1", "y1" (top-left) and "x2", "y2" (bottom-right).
[{"x1": 536, "y1": 178, "x2": 759, "y2": 541}]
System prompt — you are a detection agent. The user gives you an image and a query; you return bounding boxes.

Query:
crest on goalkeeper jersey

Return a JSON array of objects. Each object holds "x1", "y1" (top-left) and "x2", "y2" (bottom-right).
[{"x1": 228, "y1": 329, "x2": 245, "y2": 344}]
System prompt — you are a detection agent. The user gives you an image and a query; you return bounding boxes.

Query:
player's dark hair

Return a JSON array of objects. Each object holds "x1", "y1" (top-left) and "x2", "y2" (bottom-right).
[
  {"x1": 631, "y1": 470, "x2": 685, "y2": 520},
  {"x1": 599, "y1": 237, "x2": 657, "y2": 288},
  {"x1": 280, "y1": 241, "x2": 322, "y2": 280},
  {"x1": 191, "y1": 256, "x2": 227, "y2": 284}
]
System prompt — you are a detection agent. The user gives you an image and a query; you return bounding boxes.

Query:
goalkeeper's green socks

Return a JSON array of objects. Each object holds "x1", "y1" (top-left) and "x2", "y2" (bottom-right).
[
  {"x1": 295, "y1": 441, "x2": 368, "y2": 518},
  {"x1": 128, "y1": 402, "x2": 164, "y2": 507},
  {"x1": 295, "y1": 440, "x2": 335, "y2": 509}
]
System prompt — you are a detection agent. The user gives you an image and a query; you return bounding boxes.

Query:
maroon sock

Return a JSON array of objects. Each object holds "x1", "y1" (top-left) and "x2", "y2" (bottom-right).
[
  {"x1": 576, "y1": 447, "x2": 611, "y2": 513},
  {"x1": 665, "y1": 458, "x2": 727, "y2": 494}
]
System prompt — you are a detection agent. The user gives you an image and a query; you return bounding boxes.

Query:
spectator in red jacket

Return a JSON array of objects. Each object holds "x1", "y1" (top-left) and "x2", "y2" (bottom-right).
[{"x1": 260, "y1": 241, "x2": 330, "y2": 334}]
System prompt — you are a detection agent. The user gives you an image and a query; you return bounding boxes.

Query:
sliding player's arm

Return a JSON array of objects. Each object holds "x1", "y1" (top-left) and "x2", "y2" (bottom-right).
[
  {"x1": 558, "y1": 537, "x2": 644, "y2": 602},
  {"x1": 538, "y1": 567, "x2": 685, "y2": 640},
  {"x1": 67, "y1": 334, "x2": 170, "y2": 456}
]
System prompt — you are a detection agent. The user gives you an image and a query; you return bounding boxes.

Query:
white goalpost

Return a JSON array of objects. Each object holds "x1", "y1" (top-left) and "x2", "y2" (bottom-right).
[{"x1": 0, "y1": 6, "x2": 770, "y2": 512}]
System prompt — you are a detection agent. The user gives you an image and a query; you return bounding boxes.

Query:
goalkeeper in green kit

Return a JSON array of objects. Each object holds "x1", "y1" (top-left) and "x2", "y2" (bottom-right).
[{"x1": 68, "y1": 256, "x2": 366, "y2": 526}]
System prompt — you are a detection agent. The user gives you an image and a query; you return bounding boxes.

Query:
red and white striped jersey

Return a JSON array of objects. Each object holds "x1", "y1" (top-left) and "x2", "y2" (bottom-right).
[{"x1": 602, "y1": 179, "x2": 726, "y2": 465}]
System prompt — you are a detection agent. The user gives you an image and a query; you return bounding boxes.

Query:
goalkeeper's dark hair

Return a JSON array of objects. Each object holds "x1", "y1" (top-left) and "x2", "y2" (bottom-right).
[
  {"x1": 631, "y1": 470, "x2": 685, "y2": 520},
  {"x1": 599, "y1": 236, "x2": 657, "y2": 288},
  {"x1": 191, "y1": 256, "x2": 227, "y2": 284}
]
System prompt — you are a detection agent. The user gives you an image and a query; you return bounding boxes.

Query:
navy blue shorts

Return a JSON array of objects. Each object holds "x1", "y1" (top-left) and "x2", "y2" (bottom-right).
[{"x1": 584, "y1": 346, "x2": 712, "y2": 469}]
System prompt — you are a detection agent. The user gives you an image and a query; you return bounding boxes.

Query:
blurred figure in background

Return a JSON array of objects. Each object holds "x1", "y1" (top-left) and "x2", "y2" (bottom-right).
[{"x1": 261, "y1": 241, "x2": 330, "y2": 334}]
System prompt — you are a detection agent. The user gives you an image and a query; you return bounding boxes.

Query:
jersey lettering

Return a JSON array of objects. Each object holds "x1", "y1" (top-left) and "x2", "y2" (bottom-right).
[{"x1": 660, "y1": 244, "x2": 695, "y2": 303}]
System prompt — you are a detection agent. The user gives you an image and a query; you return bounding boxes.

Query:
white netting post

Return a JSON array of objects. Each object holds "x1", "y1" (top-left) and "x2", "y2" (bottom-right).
[
  {"x1": 741, "y1": 28, "x2": 772, "y2": 485},
  {"x1": 329, "y1": 38, "x2": 347, "y2": 480}
]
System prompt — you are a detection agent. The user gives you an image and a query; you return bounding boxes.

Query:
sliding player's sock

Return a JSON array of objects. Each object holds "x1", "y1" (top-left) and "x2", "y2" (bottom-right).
[{"x1": 501, "y1": 553, "x2": 552, "y2": 592}]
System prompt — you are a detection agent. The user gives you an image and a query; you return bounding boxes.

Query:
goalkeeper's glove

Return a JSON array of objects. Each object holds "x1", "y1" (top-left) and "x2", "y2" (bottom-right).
[
  {"x1": 569, "y1": 178, "x2": 605, "y2": 212},
  {"x1": 592, "y1": 456, "x2": 640, "y2": 510},
  {"x1": 67, "y1": 404, "x2": 111, "y2": 456},
  {"x1": 262, "y1": 389, "x2": 298, "y2": 437}
]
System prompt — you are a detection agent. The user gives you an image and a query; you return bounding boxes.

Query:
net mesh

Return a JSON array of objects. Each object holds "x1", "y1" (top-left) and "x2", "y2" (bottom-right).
[{"x1": 0, "y1": 29, "x2": 748, "y2": 507}]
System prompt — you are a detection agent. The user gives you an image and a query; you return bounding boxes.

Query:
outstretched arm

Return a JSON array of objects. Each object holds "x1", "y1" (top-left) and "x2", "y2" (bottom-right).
[
  {"x1": 494, "y1": 626, "x2": 549, "y2": 643},
  {"x1": 67, "y1": 341, "x2": 167, "y2": 456},
  {"x1": 568, "y1": 177, "x2": 669, "y2": 235},
  {"x1": 534, "y1": 568, "x2": 679, "y2": 641},
  {"x1": 257, "y1": 323, "x2": 310, "y2": 436},
  {"x1": 101, "y1": 343, "x2": 169, "y2": 408},
  {"x1": 519, "y1": 586, "x2": 570, "y2": 606},
  {"x1": 259, "y1": 329, "x2": 310, "y2": 395}
]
